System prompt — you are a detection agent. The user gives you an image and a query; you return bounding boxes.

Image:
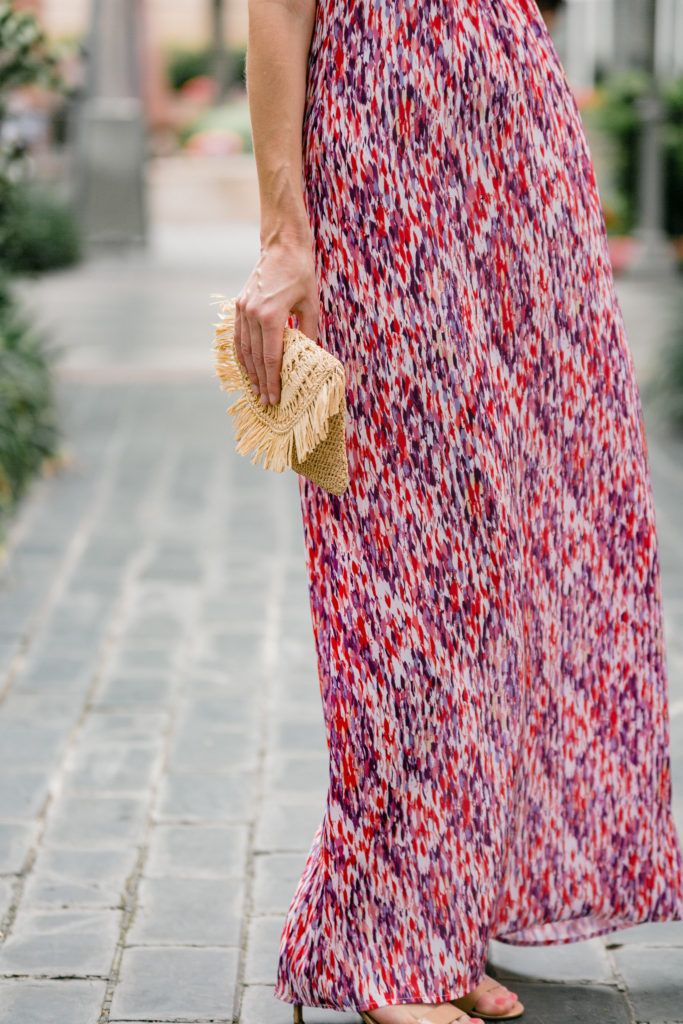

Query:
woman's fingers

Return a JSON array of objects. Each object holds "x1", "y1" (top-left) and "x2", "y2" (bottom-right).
[
  {"x1": 260, "y1": 309, "x2": 284, "y2": 405},
  {"x1": 236, "y1": 301, "x2": 261, "y2": 396},
  {"x1": 234, "y1": 308, "x2": 253, "y2": 392},
  {"x1": 249, "y1": 318, "x2": 270, "y2": 404},
  {"x1": 239, "y1": 301, "x2": 284, "y2": 406},
  {"x1": 232, "y1": 238, "x2": 317, "y2": 406}
]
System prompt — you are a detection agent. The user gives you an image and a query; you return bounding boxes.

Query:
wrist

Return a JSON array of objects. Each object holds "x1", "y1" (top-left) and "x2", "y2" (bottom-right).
[{"x1": 259, "y1": 215, "x2": 312, "y2": 249}]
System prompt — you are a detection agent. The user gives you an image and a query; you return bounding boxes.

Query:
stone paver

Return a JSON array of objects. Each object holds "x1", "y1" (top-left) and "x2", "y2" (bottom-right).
[
  {"x1": 252, "y1": 852, "x2": 309, "y2": 915},
  {"x1": 610, "y1": 946, "x2": 683, "y2": 1021},
  {"x1": 127, "y1": 876, "x2": 244, "y2": 945},
  {"x1": 487, "y1": 937, "x2": 615, "y2": 983},
  {"x1": 0, "y1": 907, "x2": 121, "y2": 976},
  {"x1": 0, "y1": 822, "x2": 40, "y2": 873},
  {"x1": 109, "y1": 946, "x2": 239, "y2": 1021},
  {"x1": 144, "y1": 823, "x2": 249, "y2": 879},
  {"x1": 21, "y1": 847, "x2": 138, "y2": 909},
  {"x1": 0, "y1": 202, "x2": 680, "y2": 1024},
  {"x1": 244, "y1": 915, "x2": 287, "y2": 985},
  {"x1": 0, "y1": 979, "x2": 106, "y2": 1024}
]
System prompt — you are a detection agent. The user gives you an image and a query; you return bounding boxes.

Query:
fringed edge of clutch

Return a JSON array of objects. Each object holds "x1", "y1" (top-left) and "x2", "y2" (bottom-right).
[{"x1": 212, "y1": 295, "x2": 345, "y2": 471}]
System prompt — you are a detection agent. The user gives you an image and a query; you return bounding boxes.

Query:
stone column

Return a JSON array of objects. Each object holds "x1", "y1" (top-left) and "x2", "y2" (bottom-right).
[
  {"x1": 75, "y1": 0, "x2": 147, "y2": 247},
  {"x1": 211, "y1": 0, "x2": 232, "y2": 101},
  {"x1": 628, "y1": 0, "x2": 677, "y2": 277}
]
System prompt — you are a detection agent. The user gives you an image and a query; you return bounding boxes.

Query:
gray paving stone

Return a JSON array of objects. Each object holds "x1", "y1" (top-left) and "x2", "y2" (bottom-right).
[
  {"x1": 0, "y1": 771, "x2": 50, "y2": 818},
  {"x1": 21, "y1": 877, "x2": 123, "y2": 911},
  {"x1": 0, "y1": 876, "x2": 14, "y2": 921},
  {"x1": 0, "y1": 907, "x2": 121, "y2": 976},
  {"x1": 244, "y1": 915, "x2": 286, "y2": 985},
  {"x1": 166, "y1": 727, "x2": 258, "y2": 772},
  {"x1": 41, "y1": 795, "x2": 149, "y2": 847},
  {"x1": 255, "y1": 798, "x2": 325, "y2": 853},
  {"x1": 14, "y1": 653, "x2": 95, "y2": 694},
  {"x1": 268, "y1": 717, "x2": 328, "y2": 756},
  {"x1": 611, "y1": 946, "x2": 683, "y2": 1020},
  {"x1": 241, "y1": 985, "x2": 359, "y2": 1024},
  {"x1": 78, "y1": 709, "x2": 170, "y2": 744},
  {"x1": 263, "y1": 753, "x2": 330, "y2": 796},
  {"x1": 155, "y1": 771, "x2": 255, "y2": 822},
  {"x1": 0, "y1": 822, "x2": 38, "y2": 873},
  {"x1": 487, "y1": 936, "x2": 615, "y2": 983},
  {"x1": 603, "y1": 919, "x2": 683, "y2": 946},
  {"x1": 145, "y1": 823, "x2": 248, "y2": 878},
  {"x1": 110, "y1": 945, "x2": 238, "y2": 1020},
  {"x1": 481, "y1": 980, "x2": 632, "y2": 1024},
  {"x1": 273, "y1": 676, "x2": 324, "y2": 706},
  {"x1": 0, "y1": 724, "x2": 67, "y2": 768},
  {"x1": 194, "y1": 635, "x2": 266, "y2": 675},
  {"x1": 44, "y1": 593, "x2": 113, "y2": 635},
  {"x1": 118, "y1": 614, "x2": 190, "y2": 648},
  {"x1": 22, "y1": 846, "x2": 138, "y2": 908},
  {"x1": 111, "y1": 648, "x2": 178, "y2": 673},
  {"x1": 176, "y1": 690, "x2": 260, "y2": 733},
  {"x1": 128, "y1": 877, "x2": 244, "y2": 945},
  {"x1": 63, "y1": 743, "x2": 160, "y2": 793},
  {"x1": 0, "y1": 692, "x2": 82, "y2": 723},
  {"x1": 33, "y1": 629, "x2": 103, "y2": 661},
  {"x1": 141, "y1": 548, "x2": 203, "y2": 582},
  {"x1": 0, "y1": 978, "x2": 106, "y2": 1024},
  {"x1": 94, "y1": 674, "x2": 174, "y2": 707},
  {"x1": 252, "y1": 852, "x2": 307, "y2": 915}
]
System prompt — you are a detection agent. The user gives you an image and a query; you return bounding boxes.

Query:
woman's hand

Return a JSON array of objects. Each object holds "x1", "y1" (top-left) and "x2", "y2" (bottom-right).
[{"x1": 234, "y1": 229, "x2": 318, "y2": 407}]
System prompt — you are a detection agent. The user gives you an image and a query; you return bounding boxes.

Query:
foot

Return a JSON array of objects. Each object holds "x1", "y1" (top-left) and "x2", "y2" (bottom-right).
[
  {"x1": 454, "y1": 974, "x2": 520, "y2": 1017},
  {"x1": 367, "y1": 1002, "x2": 485, "y2": 1024}
]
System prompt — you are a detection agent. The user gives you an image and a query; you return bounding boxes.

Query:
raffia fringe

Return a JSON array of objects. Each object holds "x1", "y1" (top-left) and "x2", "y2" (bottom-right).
[{"x1": 211, "y1": 295, "x2": 346, "y2": 472}]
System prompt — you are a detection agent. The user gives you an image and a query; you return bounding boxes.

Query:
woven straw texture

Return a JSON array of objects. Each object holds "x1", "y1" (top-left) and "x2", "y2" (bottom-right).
[{"x1": 212, "y1": 296, "x2": 349, "y2": 496}]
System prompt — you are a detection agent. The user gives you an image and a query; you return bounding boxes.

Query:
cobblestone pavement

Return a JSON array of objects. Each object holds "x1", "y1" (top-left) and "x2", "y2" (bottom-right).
[{"x1": 0, "y1": 222, "x2": 682, "y2": 1024}]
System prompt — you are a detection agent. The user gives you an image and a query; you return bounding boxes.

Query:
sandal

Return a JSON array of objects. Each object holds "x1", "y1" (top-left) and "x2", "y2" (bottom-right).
[
  {"x1": 293, "y1": 1002, "x2": 485, "y2": 1023},
  {"x1": 450, "y1": 974, "x2": 524, "y2": 1021}
]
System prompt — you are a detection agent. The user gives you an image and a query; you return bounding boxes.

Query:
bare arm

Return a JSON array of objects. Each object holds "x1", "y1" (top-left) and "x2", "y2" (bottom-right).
[{"x1": 234, "y1": 0, "x2": 319, "y2": 407}]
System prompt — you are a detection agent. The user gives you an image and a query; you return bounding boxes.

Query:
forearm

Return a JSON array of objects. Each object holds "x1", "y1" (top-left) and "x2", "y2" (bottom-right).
[{"x1": 246, "y1": 0, "x2": 317, "y2": 247}]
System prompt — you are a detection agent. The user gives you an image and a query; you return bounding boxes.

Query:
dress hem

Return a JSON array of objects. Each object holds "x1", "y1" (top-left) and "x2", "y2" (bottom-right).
[
  {"x1": 491, "y1": 904, "x2": 683, "y2": 946},
  {"x1": 273, "y1": 905, "x2": 683, "y2": 1012},
  {"x1": 274, "y1": 964, "x2": 489, "y2": 1015}
]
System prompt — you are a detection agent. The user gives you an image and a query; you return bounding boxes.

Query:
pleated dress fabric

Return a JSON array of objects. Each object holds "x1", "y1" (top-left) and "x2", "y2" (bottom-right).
[{"x1": 273, "y1": 0, "x2": 683, "y2": 1012}]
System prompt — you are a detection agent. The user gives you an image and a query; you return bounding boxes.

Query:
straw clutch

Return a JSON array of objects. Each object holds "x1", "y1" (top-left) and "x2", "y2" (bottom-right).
[{"x1": 212, "y1": 296, "x2": 349, "y2": 496}]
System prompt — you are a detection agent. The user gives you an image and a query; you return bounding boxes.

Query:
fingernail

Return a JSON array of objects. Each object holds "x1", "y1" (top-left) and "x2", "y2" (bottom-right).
[
  {"x1": 260, "y1": 393, "x2": 268, "y2": 405},
  {"x1": 251, "y1": 383, "x2": 259, "y2": 395},
  {"x1": 269, "y1": 393, "x2": 278, "y2": 405}
]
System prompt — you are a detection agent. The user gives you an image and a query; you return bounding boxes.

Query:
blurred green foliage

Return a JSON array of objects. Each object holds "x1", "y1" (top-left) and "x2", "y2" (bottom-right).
[
  {"x1": 167, "y1": 46, "x2": 211, "y2": 90},
  {"x1": 651, "y1": 290, "x2": 683, "y2": 432},
  {"x1": 0, "y1": 274, "x2": 60, "y2": 533},
  {"x1": 596, "y1": 70, "x2": 683, "y2": 239},
  {"x1": 0, "y1": 2, "x2": 63, "y2": 177},
  {"x1": 662, "y1": 77, "x2": 683, "y2": 239},
  {"x1": 166, "y1": 44, "x2": 247, "y2": 91},
  {"x1": 0, "y1": 3, "x2": 66, "y2": 542},
  {"x1": 1, "y1": 182, "x2": 81, "y2": 274},
  {"x1": 179, "y1": 95, "x2": 253, "y2": 152}
]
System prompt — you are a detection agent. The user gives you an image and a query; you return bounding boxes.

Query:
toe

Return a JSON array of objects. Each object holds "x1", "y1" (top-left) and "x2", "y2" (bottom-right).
[{"x1": 471, "y1": 980, "x2": 518, "y2": 1015}]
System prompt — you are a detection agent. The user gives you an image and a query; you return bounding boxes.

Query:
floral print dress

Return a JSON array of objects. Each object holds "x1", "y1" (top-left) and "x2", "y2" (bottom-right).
[{"x1": 273, "y1": 0, "x2": 683, "y2": 1013}]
